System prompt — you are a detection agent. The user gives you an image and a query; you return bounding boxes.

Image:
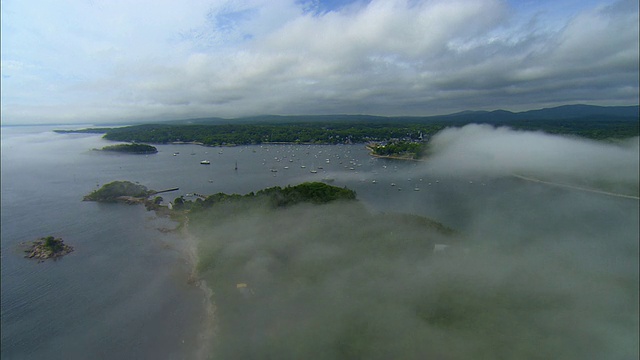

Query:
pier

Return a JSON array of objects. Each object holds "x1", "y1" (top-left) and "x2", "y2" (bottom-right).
[{"x1": 150, "y1": 187, "x2": 180, "y2": 195}]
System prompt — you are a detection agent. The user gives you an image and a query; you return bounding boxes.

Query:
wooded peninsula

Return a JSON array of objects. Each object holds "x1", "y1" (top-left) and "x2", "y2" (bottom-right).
[
  {"x1": 97, "y1": 143, "x2": 158, "y2": 154},
  {"x1": 56, "y1": 104, "x2": 639, "y2": 158}
]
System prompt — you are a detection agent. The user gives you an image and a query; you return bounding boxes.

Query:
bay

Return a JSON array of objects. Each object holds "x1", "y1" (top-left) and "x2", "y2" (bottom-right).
[{"x1": 1, "y1": 125, "x2": 637, "y2": 359}]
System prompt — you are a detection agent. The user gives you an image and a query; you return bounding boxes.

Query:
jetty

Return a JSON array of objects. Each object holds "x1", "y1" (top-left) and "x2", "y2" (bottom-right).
[{"x1": 150, "y1": 187, "x2": 180, "y2": 195}]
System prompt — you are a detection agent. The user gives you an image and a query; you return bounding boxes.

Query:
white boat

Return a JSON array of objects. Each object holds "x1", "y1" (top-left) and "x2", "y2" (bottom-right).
[{"x1": 200, "y1": 160, "x2": 211, "y2": 165}]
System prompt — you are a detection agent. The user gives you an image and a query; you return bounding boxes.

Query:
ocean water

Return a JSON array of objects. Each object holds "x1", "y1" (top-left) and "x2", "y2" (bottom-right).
[
  {"x1": 0, "y1": 126, "x2": 428, "y2": 359},
  {"x1": 2, "y1": 126, "x2": 638, "y2": 359},
  {"x1": 1, "y1": 127, "x2": 209, "y2": 359}
]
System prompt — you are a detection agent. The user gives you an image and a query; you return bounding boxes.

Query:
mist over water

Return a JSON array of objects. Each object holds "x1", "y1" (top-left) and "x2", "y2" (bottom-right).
[
  {"x1": 424, "y1": 124, "x2": 639, "y2": 194},
  {"x1": 1, "y1": 127, "x2": 208, "y2": 359},
  {"x1": 191, "y1": 126, "x2": 639, "y2": 359},
  {"x1": 1, "y1": 125, "x2": 637, "y2": 359}
]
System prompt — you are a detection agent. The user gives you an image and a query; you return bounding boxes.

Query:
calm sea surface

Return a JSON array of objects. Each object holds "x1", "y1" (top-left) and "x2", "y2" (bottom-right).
[{"x1": 2, "y1": 125, "x2": 638, "y2": 359}]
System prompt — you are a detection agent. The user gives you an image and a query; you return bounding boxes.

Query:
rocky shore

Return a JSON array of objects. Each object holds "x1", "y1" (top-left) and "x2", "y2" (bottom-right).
[
  {"x1": 24, "y1": 236, "x2": 74, "y2": 262},
  {"x1": 365, "y1": 144, "x2": 424, "y2": 161}
]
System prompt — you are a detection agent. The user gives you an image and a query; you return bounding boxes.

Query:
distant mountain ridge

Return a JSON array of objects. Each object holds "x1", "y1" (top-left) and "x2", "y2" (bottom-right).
[
  {"x1": 518, "y1": 104, "x2": 639, "y2": 119},
  {"x1": 163, "y1": 104, "x2": 638, "y2": 125},
  {"x1": 440, "y1": 104, "x2": 638, "y2": 122}
]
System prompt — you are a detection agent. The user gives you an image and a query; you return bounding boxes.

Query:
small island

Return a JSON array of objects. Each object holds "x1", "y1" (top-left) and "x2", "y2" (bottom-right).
[
  {"x1": 24, "y1": 236, "x2": 74, "y2": 262},
  {"x1": 367, "y1": 140, "x2": 425, "y2": 160},
  {"x1": 84, "y1": 180, "x2": 154, "y2": 202},
  {"x1": 83, "y1": 181, "x2": 178, "y2": 215},
  {"x1": 98, "y1": 143, "x2": 158, "y2": 154}
]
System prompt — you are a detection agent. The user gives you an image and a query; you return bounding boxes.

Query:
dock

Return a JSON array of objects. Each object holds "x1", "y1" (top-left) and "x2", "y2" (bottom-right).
[{"x1": 150, "y1": 187, "x2": 180, "y2": 195}]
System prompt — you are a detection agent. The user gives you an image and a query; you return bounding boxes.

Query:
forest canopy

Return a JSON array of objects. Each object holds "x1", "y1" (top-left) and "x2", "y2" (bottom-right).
[
  {"x1": 172, "y1": 182, "x2": 357, "y2": 213},
  {"x1": 98, "y1": 143, "x2": 158, "y2": 154},
  {"x1": 55, "y1": 105, "x2": 639, "y2": 146},
  {"x1": 84, "y1": 181, "x2": 152, "y2": 202}
]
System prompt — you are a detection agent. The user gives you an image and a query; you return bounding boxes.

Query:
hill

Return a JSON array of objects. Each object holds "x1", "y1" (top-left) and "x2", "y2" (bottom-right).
[
  {"x1": 165, "y1": 104, "x2": 638, "y2": 125},
  {"x1": 55, "y1": 104, "x2": 639, "y2": 145}
]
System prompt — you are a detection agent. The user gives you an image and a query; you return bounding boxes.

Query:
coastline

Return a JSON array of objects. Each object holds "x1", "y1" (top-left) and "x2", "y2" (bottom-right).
[
  {"x1": 512, "y1": 173, "x2": 640, "y2": 200},
  {"x1": 176, "y1": 215, "x2": 217, "y2": 360},
  {"x1": 365, "y1": 144, "x2": 425, "y2": 161},
  {"x1": 80, "y1": 194, "x2": 216, "y2": 358},
  {"x1": 368, "y1": 152, "x2": 425, "y2": 161}
]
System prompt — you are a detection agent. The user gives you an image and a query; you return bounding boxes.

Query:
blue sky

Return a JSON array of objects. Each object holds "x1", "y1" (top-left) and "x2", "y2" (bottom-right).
[{"x1": 1, "y1": 0, "x2": 638, "y2": 124}]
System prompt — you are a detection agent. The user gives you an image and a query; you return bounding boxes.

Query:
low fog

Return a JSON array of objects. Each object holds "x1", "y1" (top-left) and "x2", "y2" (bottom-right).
[
  {"x1": 425, "y1": 124, "x2": 639, "y2": 195},
  {"x1": 190, "y1": 126, "x2": 638, "y2": 359}
]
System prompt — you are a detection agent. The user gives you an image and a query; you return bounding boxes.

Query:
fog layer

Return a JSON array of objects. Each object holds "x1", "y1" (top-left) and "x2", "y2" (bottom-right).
[
  {"x1": 424, "y1": 124, "x2": 639, "y2": 195},
  {"x1": 191, "y1": 127, "x2": 638, "y2": 359}
]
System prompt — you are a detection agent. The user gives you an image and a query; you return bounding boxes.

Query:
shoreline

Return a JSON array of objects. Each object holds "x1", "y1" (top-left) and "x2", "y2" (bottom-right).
[
  {"x1": 512, "y1": 173, "x2": 640, "y2": 200},
  {"x1": 368, "y1": 152, "x2": 425, "y2": 161},
  {"x1": 90, "y1": 137, "x2": 429, "y2": 162},
  {"x1": 173, "y1": 215, "x2": 217, "y2": 360},
  {"x1": 87, "y1": 199, "x2": 216, "y2": 359},
  {"x1": 365, "y1": 144, "x2": 425, "y2": 161}
]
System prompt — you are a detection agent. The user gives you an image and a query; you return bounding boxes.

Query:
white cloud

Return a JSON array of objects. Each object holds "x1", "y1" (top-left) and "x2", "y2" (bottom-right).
[{"x1": 1, "y1": 0, "x2": 637, "y2": 124}]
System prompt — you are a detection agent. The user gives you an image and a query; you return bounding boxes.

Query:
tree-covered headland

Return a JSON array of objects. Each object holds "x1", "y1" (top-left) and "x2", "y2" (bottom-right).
[
  {"x1": 98, "y1": 143, "x2": 158, "y2": 154},
  {"x1": 172, "y1": 182, "x2": 357, "y2": 213},
  {"x1": 99, "y1": 122, "x2": 442, "y2": 146},
  {"x1": 368, "y1": 141, "x2": 425, "y2": 159},
  {"x1": 58, "y1": 105, "x2": 639, "y2": 159},
  {"x1": 84, "y1": 181, "x2": 153, "y2": 202}
]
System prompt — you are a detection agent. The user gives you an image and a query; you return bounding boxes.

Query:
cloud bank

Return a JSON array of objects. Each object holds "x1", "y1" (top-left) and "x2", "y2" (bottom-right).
[
  {"x1": 424, "y1": 124, "x2": 639, "y2": 189},
  {"x1": 187, "y1": 127, "x2": 638, "y2": 359},
  {"x1": 190, "y1": 186, "x2": 637, "y2": 358},
  {"x1": 1, "y1": 0, "x2": 638, "y2": 123}
]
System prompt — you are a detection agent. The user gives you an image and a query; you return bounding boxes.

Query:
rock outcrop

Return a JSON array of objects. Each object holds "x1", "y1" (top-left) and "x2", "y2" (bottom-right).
[{"x1": 24, "y1": 236, "x2": 74, "y2": 262}]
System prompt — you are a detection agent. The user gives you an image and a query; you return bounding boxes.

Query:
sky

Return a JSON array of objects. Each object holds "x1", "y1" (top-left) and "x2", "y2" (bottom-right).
[{"x1": 1, "y1": 0, "x2": 638, "y2": 124}]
